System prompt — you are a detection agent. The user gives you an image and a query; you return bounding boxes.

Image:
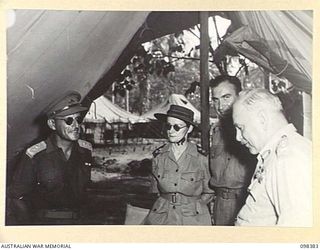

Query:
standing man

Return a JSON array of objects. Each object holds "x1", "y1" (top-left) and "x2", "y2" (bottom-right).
[
  {"x1": 209, "y1": 75, "x2": 256, "y2": 225},
  {"x1": 7, "y1": 91, "x2": 93, "y2": 225},
  {"x1": 233, "y1": 88, "x2": 312, "y2": 226}
]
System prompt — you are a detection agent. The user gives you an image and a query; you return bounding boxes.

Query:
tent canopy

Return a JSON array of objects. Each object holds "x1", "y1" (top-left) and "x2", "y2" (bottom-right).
[
  {"x1": 216, "y1": 11, "x2": 312, "y2": 94},
  {"x1": 7, "y1": 10, "x2": 312, "y2": 170},
  {"x1": 84, "y1": 96, "x2": 147, "y2": 124}
]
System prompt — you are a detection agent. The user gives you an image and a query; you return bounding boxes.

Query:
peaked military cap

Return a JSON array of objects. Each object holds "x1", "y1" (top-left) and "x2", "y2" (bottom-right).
[{"x1": 45, "y1": 91, "x2": 88, "y2": 118}]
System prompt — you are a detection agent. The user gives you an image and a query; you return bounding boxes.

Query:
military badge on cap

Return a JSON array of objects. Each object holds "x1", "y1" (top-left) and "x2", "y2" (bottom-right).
[{"x1": 45, "y1": 91, "x2": 88, "y2": 118}]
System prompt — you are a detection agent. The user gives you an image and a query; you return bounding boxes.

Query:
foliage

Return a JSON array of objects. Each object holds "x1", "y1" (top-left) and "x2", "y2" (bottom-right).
[{"x1": 106, "y1": 21, "x2": 261, "y2": 115}]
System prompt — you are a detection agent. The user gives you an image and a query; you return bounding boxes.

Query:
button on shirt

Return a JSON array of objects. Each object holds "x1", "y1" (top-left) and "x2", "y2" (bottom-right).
[
  {"x1": 151, "y1": 143, "x2": 212, "y2": 198},
  {"x1": 235, "y1": 124, "x2": 312, "y2": 227},
  {"x1": 147, "y1": 142, "x2": 214, "y2": 225}
]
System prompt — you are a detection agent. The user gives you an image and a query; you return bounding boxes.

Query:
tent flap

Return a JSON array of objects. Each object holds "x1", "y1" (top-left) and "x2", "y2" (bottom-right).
[{"x1": 214, "y1": 25, "x2": 312, "y2": 94}]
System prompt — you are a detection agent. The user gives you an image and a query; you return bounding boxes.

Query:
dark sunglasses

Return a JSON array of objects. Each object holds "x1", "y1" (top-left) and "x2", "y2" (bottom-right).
[
  {"x1": 56, "y1": 116, "x2": 83, "y2": 125},
  {"x1": 165, "y1": 123, "x2": 187, "y2": 132}
]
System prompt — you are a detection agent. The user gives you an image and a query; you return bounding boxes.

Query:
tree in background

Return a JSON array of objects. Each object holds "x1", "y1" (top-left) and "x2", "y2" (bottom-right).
[
  {"x1": 105, "y1": 16, "x2": 262, "y2": 116},
  {"x1": 105, "y1": 29, "x2": 220, "y2": 114}
]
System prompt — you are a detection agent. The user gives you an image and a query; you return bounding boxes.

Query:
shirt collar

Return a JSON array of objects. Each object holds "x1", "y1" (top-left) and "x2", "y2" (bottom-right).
[
  {"x1": 46, "y1": 134, "x2": 59, "y2": 153},
  {"x1": 166, "y1": 141, "x2": 198, "y2": 159},
  {"x1": 161, "y1": 143, "x2": 171, "y2": 153},
  {"x1": 185, "y1": 142, "x2": 198, "y2": 157},
  {"x1": 46, "y1": 134, "x2": 78, "y2": 153},
  {"x1": 257, "y1": 123, "x2": 296, "y2": 162}
]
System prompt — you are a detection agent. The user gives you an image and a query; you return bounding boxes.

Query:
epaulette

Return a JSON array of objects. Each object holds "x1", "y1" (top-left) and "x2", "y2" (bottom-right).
[
  {"x1": 196, "y1": 144, "x2": 208, "y2": 156},
  {"x1": 275, "y1": 135, "x2": 289, "y2": 156},
  {"x1": 152, "y1": 144, "x2": 166, "y2": 158},
  {"x1": 78, "y1": 139, "x2": 93, "y2": 151},
  {"x1": 26, "y1": 141, "x2": 47, "y2": 158}
]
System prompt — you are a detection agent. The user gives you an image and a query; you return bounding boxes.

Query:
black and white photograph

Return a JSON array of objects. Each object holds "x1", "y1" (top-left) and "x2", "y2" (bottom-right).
[{"x1": 2, "y1": 1, "x2": 319, "y2": 244}]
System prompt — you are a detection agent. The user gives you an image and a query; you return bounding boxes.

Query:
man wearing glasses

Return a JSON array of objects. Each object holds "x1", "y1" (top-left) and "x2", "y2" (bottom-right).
[{"x1": 7, "y1": 91, "x2": 92, "y2": 225}]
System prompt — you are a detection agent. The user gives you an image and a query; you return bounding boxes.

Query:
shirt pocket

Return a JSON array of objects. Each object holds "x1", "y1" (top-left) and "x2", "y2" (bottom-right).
[
  {"x1": 181, "y1": 171, "x2": 203, "y2": 183},
  {"x1": 150, "y1": 197, "x2": 169, "y2": 214},
  {"x1": 180, "y1": 171, "x2": 204, "y2": 194},
  {"x1": 37, "y1": 167, "x2": 64, "y2": 192}
]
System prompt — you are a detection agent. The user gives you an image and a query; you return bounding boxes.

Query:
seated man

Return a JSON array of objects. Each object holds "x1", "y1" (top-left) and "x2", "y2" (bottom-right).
[
  {"x1": 7, "y1": 91, "x2": 93, "y2": 225},
  {"x1": 233, "y1": 88, "x2": 312, "y2": 226}
]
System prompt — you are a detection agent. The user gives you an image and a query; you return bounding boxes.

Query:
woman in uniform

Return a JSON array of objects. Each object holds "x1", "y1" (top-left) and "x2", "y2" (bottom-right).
[{"x1": 144, "y1": 104, "x2": 214, "y2": 225}]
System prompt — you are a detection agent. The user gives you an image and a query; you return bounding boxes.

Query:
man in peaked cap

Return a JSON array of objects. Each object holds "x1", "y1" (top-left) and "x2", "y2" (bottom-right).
[{"x1": 7, "y1": 91, "x2": 93, "y2": 225}]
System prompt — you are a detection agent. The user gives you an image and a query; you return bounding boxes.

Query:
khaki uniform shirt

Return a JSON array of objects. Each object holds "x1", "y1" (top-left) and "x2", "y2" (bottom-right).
[
  {"x1": 235, "y1": 124, "x2": 312, "y2": 227},
  {"x1": 209, "y1": 122, "x2": 255, "y2": 189},
  {"x1": 146, "y1": 142, "x2": 214, "y2": 225}
]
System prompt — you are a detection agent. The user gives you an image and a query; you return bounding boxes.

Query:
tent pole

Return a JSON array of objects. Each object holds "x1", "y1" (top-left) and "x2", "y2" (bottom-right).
[
  {"x1": 112, "y1": 82, "x2": 115, "y2": 103},
  {"x1": 126, "y1": 89, "x2": 130, "y2": 112},
  {"x1": 200, "y1": 12, "x2": 210, "y2": 155}
]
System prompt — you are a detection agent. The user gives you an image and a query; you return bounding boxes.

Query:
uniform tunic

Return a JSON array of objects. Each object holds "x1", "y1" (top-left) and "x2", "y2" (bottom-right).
[
  {"x1": 145, "y1": 142, "x2": 214, "y2": 225},
  {"x1": 7, "y1": 135, "x2": 92, "y2": 224},
  {"x1": 209, "y1": 120, "x2": 256, "y2": 225},
  {"x1": 235, "y1": 124, "x2": 312, "y2": 227}
]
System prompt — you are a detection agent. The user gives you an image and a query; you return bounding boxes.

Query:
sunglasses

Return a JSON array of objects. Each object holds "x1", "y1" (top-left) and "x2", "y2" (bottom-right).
[
  {"x1": 165, "y1": 123, "x2": 187, "y2": 132},
  {"x1": 56, "y1": 116, "x2": 83, "y2": 125}
]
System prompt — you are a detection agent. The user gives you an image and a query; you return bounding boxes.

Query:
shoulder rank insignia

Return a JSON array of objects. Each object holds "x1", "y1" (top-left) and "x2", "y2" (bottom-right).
[
  {"x1": 152, "y1": 143, "x2": 166, "y2": 158},
  {"x1": 26, "y1": 141, "x2": 47, "y2": 158},
  {"x1": 276, "y1": 135, "x2": 288, "y2": 156},
  {"x1": 78, "y1": 139, "x2": 93, "y2": 151}
]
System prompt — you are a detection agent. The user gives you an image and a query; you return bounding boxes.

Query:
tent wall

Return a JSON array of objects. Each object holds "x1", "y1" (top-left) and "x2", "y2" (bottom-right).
[
  {"x1": 227, "y1": 11, "x2": 312, "y2": 137},
  {"x1": 85, "y1": 96, "x2": 146, "y2": 123},
  {"x1": 6, "y1": 10, "x2": 312, "y2": 174},
  {"x1": 228, "y1": 11, "x2": 312, "y2": 81},
  {"x1": 7, "y1": 10, "x2": 149, "y2": 168}
]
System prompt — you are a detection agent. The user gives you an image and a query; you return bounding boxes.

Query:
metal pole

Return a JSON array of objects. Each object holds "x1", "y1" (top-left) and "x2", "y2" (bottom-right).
[{"x1": 200, "y1": 12, "x2": 210, "y2": 154}]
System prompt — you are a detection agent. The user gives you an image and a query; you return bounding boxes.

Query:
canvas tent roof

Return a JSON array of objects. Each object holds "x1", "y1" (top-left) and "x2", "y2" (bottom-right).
[
  {"x1": 6, "y1": 10, "x2": 312, "y2": 171},
  {"x1": 141, "y1": 94, "x2": 217, "y2": 125},
  {"x1": 216, "y1": 11, "x2": 312, "y2": 94},
  {"x1": 84, "y1": 96, "x2": 146, "y2": 124}
]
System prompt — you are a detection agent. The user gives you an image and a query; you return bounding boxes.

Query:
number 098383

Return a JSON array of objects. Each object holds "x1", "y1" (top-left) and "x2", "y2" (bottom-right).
[{"x1": 300, "y1": 244, "x2": 319, "y2": 248}]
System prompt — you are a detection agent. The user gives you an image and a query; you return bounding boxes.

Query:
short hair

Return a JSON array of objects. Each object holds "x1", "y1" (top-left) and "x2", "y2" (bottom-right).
[
  {"x1": 209, "y1": 75, "x2": 242, "y2": 94},
  {"x1": 235, "y1": 88, "x2": 283, "y2": 113}
]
